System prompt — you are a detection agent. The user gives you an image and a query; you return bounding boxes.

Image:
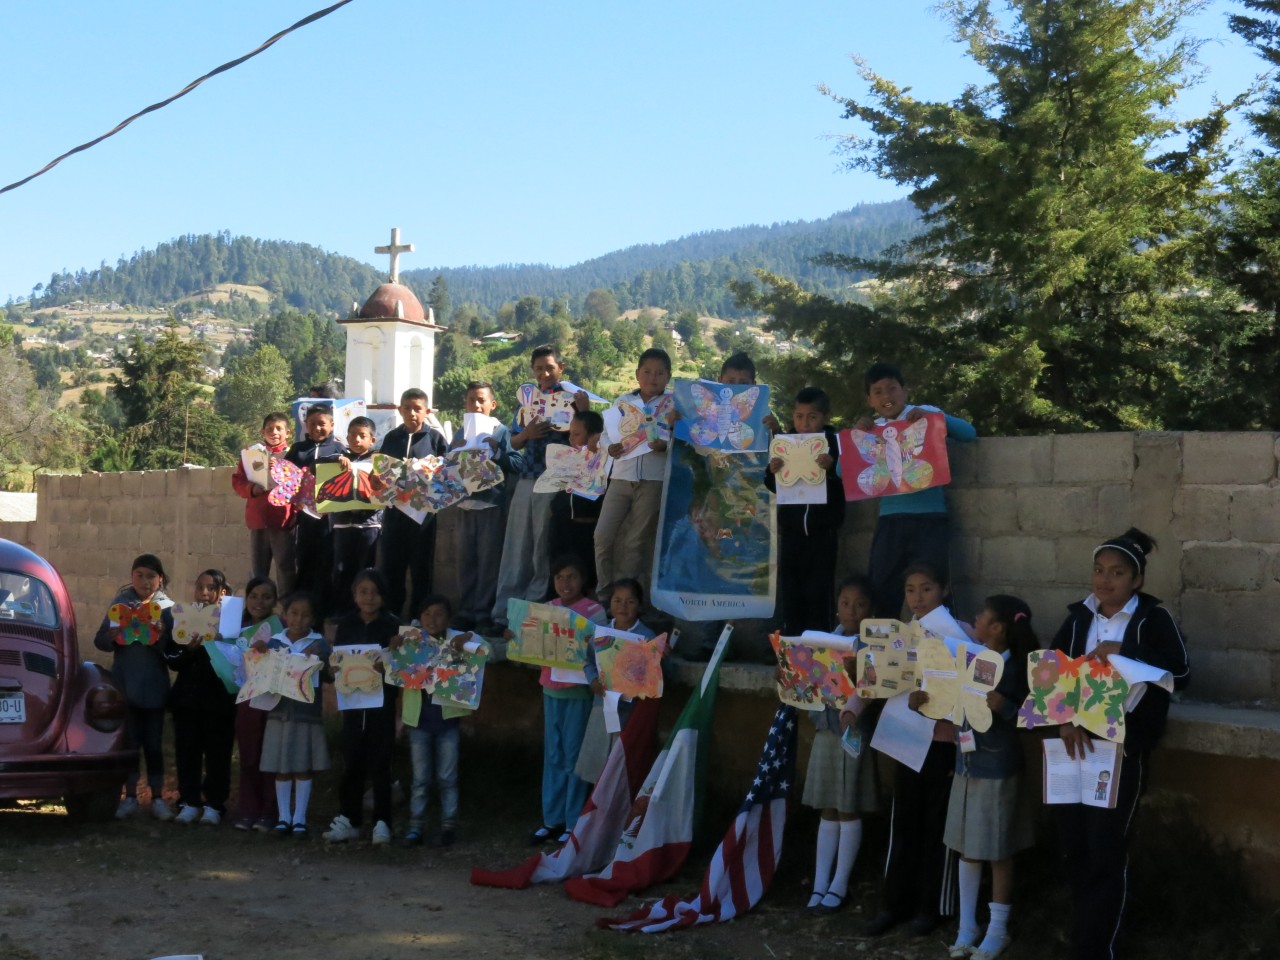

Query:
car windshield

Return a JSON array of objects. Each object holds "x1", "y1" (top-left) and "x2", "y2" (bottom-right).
[{"x1": 0, "y1": 570, "x2": 58, "y2": 627}]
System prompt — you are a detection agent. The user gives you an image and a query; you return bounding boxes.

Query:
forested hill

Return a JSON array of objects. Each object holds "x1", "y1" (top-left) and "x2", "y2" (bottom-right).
[{"x1": 28, "y1": 200, "x2": 917, "y2": 318}]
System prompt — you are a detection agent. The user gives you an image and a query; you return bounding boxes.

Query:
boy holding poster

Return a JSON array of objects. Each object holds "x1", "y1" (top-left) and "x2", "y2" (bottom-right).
[
  {"x1": 232, "y1": 412, "x2": 296, "y2": 596},
  {"x1": 329, "y1": 416, "x2": 383, "y2": 616},
  {"x1": 765, "y1": 386, "x2": 843, "y2": 634},
  {"x1": 859, "y1": 363, "x2": 976, "y2": 618}
]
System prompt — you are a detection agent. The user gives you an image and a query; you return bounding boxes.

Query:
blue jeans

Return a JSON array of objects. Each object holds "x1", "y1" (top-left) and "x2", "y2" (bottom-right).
[
  {"x1": 407, "y1": 724, "x2": 459, "y2": 830},
  {"x1": 541, "y1": 693, "x2": 592, "y2": 829}
]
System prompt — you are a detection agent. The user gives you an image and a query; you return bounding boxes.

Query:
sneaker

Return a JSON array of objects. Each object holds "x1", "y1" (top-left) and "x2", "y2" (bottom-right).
[
  {"x1": 371, "y1": 820, "x2": 392, "y2": 845},
  {"x1": 174, "y1": 804, "x2": 202, "y2": 825},
  {"x1": 232, "y1": 817, "x2": 253, "y2": 831},
  {"x1": 151, "y1": 798, "x2": 176, "y2": 822},
  {"x1": 971, "y1": 935, "x2": 1013, "y2": 960},
  {"x1": 428, "y1": 827, "x2": 455, "y2": 849},
  {"x1": 323, "y1": 814, "x2": 358, "y2": 843},
  {"x1": 115, "y1": 796, "x2": 139, "y2": 820},
  {"x1": 199, "y1": 807, "x2": 221, "y2": 826}
]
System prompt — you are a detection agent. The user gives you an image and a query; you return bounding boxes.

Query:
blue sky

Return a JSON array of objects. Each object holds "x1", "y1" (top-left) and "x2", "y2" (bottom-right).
[{"x1": 0, "y1": 0, "x2": 1263, "y2": 301}]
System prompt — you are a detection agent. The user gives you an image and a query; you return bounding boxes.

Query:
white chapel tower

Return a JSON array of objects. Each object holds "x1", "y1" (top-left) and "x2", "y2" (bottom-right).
[{"x1": 340, "y1": 227, "x2": 446, "y2": 436}]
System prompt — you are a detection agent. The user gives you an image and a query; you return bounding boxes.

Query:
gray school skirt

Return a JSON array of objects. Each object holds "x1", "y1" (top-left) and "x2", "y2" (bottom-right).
[
  {"x1": 801, "y1": 729, "x2": 881, "y2": 815},
  {"x1": 943, "y1": 773, "x2": 1034, "y2": 860}
]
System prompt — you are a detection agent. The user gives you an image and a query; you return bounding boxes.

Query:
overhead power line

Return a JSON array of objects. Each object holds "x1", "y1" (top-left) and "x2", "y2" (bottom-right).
[{"x1": 0, "y1": 0, "x2": 356, "y2": 197}]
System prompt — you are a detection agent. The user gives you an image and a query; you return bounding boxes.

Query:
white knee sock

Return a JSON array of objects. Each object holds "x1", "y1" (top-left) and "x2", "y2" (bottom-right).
[
  {"x1": 978, "y1": 901, "x2": 1012, "y2": 952},
  {"x1": 954, "y1": 859, "x2": 983, "y2": 947},
  {"x1": 274, "y1": 780, "x2": 293, "y2": 825},
  {"x1": 808, "y1": 818, "x2": 839, "y2": 907},
  {"x1": 292, "y1": 779, "x2": 312, "y2": 825},
  {"x1": 823, "y1": 819, "x2": 863, "y2": 902}
]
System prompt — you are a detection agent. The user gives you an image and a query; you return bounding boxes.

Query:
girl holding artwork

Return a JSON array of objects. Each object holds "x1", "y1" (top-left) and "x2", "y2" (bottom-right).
[
  {"x1": 1051, "y1": 528, "x2": 1189, "y2": 960},
  {"x1": 164, "y1": 569, "x2": 236, "y2": 826},
  {"x1": 927, "y1": 595, "x2": 1037, "y2": 960},
  {"x1": 594, "y1": 348, "x2": 673, "y2": 597},
  {"x1": 868, "y1": 561, "x2": 964, "y2": 937},
  {"x1": 93, "y1": 553, "x2": 176, "y2": 821},
  {"x1": 256, "y1": 591, "x2": 331, "y2": 837},
  {"x1": 323, "y1": 569, "x2": 401, "y2": 845},
  {"x1": 805, "y1": 576, "x2": 880, "y2": 914},
  {"x1": 233, "y1": 576, "x2": 283, "y2": 831},
  {"x1": 511, "y1": 554, "x2": 607, "y2": 844}
]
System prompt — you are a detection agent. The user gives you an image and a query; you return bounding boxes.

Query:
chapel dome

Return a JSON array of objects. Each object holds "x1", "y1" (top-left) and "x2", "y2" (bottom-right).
[{"x1": 356, "y1": 282, "x2": 428, "y2": 323}]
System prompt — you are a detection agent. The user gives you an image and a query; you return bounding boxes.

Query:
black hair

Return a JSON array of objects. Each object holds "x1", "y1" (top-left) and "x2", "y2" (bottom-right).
[
  {"x1": 309, "y1": 382, "x2": 339, "y2": 399},
  {"x1": 1094, "y1": 527, "x2": 1157, "y2": 576},
  {"x1": 262, "y1": 411, "x2": 290, "y2": 429},
  {"x1": 196, "y1": 568, "x2": 229, "y2": 596},
  {"x1": 550, "y1": 553, "x2": 590, "y2": 580},
  {"x1": 130, "y1": 553, "x2": 168, "y2": 587},
  {"x1": 530, "y1": 343, "x2": 564, "y2": 366},
  {"x1": 863, "y1": 362, "x2": 906, "y2": 394},
  {"x1": 902, "y1": 560, "x2": 947, "y2": 590},
  {"x1": 637, "y1": 348, "x2": 672, "y2": 373},
  {"x1": 465, "y1": 380, "x2": 495, "y2": 396},
  {"x1": 836, "y1": 574, "x2": 877, "y2": 608},
  {"x1": 243, "y1": 576, "x2": 278, "y2": 599},
  {"x1": 573, "y1": 408, "x2": 605, "y2": 435},
  {"x1": 984, "y1": 594, "x2": 1040, "y2": 661},
  {"x1": 417, "y1": 593, "x2": 453, "y2": 619},
  {"x1": 348, "y1": 416, "x2": 376, "y2": 434},
  {"x1": 795, "y1": 386, "x2": 831, "y2": 414},
  {"x1": 399, "y1": 387, "x2": 429, "y2": 406},
  {"x1": 281, "y1": 590, "x2": 319, "y2": 619},
  {"x1": 607, "y1": 577, "x2": 646, "y2": 607},
  {"x1": 720, "y1": 352, "x2": 757, "y2": 381},
  {"x1": 304, "y1": 402, "x2": 334, "y2": 420},
  {"x1": 351, "y1": 568, "x2": 389, "y2": 598}
]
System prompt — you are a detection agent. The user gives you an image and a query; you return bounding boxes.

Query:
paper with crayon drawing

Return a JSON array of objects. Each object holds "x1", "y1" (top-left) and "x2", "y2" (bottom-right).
[
  {"x1": 837, "y1": 412, "x2": 951, "y2": 502},
  {"x1": 109, "y1": 601, "x2": 164, "y2": 646},
  {"x1": 237, "y1": 648, "x2": 323, "y2": 705},
  {"x1": 505, "y1": 599, "x2": 594, "y2": 670},
  {"x1": 1017, "y1": 649, "x2": 1129, "y2": 742},
  {"x1": 768, "y1": 433, "x2": 829, "y2": 505},
  {"x1": 592, "y1": 626, "x2": 665, "y2": 699},
  {"x1": 331, "y1": 646, "x2": 385, "y2": 710},
  {"x1": 672, "y1": 378, "x2": 771, "y2": 452},
  {"x1": 770, "y1": 630, "x2": 857, "y2": 710},
  {"x1": 915, "y1": 638, "x2": 1003, "y2": 732}
]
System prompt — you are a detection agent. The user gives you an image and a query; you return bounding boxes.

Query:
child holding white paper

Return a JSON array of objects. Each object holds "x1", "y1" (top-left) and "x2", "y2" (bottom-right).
[
  {"x1": 257, "y1": 591, "x2": 331, "y2": 837},
  {"x1": 1050, "y1": 528, "x2": 1189, "y2": 960},
  {"x1": 163, "y1": 569, "x2": 236, "y2": 826},
  {"x1": 803, "y1": 576, "x2": 880, "y2": 914},
  {"x1": 391, "y1": 594, "x2": 488, "y2": 847},
  {"x1": 323, "y1": 570, "x2": 401, "y2": 845},
  {"x1": 594, "y1": 348, "x2": 673, "y2": 597},
  {"x1": 765, "y1": 386, "x2": 844, "y2": 634},
  {"x1": 93, "y1": 553, "x2": 176, "y2": 821},
  {"x1": 867, "y1": 561, "x2": 964, "y2": 937},
  {"x1": 232, "y1": 576, "x2": 282, "y2": 831},
  {"x1": 451, "y1": 381, "x2": 522, "y2": 634},
  {"x1": 549, "y1": 409, "x2": 606, "y2": 600},
  {"x1": 921, "y1": 595, "x2": 1036, "y2": 960},
  {"x1": 576, "y1": 578, "x2": 659, "y2": 783},
  {"x1": 232, "y1": 412, "x2": 296, "y2": 596}
]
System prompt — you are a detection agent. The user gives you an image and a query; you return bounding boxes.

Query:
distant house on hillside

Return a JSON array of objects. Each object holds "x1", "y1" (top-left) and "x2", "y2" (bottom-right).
[{"x1": 480, "y1": 331, "x2": 520, "y2": 344}]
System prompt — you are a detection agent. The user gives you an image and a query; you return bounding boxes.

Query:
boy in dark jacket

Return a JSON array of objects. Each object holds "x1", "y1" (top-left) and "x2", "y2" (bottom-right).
[{"x1": 331, "y1": 416, "x2": 384, "y2": 616}]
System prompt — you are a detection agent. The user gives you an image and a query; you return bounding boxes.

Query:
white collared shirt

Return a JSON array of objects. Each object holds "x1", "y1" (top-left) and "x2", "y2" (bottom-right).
[{"x1": 1082, "y1": 593, "x2": 1145, "y2": 711}]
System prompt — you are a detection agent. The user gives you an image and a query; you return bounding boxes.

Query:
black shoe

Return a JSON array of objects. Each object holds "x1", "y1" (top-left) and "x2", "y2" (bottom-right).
[
  {"x1": 864, "y1": 913, "x2": 904, "y2": 937},
  {"x1": 398, "y1": 829, "x2": 425, "y2": 847},
  {"x1": 528, "y1": 823, "x2": 563, "y2": 845},
  {"x1": 910, "y1": 914, "x2": 939, "y2": 936},
  {"x1": 429, "y1": 827, "x2": 455, "y2": 848}
]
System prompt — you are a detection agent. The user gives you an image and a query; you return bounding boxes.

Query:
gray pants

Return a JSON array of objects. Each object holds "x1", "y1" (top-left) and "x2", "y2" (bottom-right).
[
  {"x1": 454, "y1": 505, "x2": 504, "y2": 625},
  {"x1": 593, "y1": 478, "x2": 662, "y2": 597},
  {"x1": 249, "y1": 526, "x2": 296, "y2": 596},
  {"x1": 490, "y1": 477, "x2": 555, "y2": 624}
]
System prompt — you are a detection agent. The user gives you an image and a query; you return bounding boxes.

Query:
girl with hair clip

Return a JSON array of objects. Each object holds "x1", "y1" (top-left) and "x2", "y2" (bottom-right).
[
  {"x1": 932, "y1": 595, "x2": 1038, "y2": 960},
  {"x1": 1051, "y1": 528, "x2": 1189, "y2": 960}
]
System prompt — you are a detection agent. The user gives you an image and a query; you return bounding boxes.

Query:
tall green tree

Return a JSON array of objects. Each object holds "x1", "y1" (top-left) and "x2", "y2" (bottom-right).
[
  {"x1": 215, "y1": 344, "x2": 293, "y2": 441},
  {"x1": 737, "y1": 0, "x2": 1242, "y2": 433},
  {"x1": 428, "y1": 274, "x2": 452, "y2": 326}
]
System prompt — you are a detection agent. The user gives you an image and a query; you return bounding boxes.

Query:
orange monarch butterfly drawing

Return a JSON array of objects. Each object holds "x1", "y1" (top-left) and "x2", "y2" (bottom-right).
[{"x1": 315, "y1": 463, "x2": 377, "y2": 513}]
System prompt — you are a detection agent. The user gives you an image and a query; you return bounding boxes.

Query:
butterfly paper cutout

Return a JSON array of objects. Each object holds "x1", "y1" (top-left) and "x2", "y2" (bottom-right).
[
  {"x1": 330, "y1": 648, "x2": 384, "y2": 696},
  {"x1": 236, "y1": 647, "x2": 323, "y2": 705},
  {"x1": 768, "y1": 434, "x2": 828, "y2": 486},
  {"x1": 846, "y1": 416, "x2": 936, "y2": 498},
  {"x1": 915, "y1": 638, "x2": 1006, "y2": 733},
  {"x1": 240, "y1": 443, "x2": 272, "y2": 489},
  {"x1": 455, "y1": 448, "x2": 503, "y2": 493},
  {"x1": 315, "y1": 462, "x2": 377, "y2": 513},
  {"x1": 612, "y1": 395, "x2": 675, "y2": 458},
  {"x1": 267, "y1": 457, "x2": 306, "y2": 508},
  {"x1": 170, "y1": 602, "x2": 220, "y2": 646},
  {"x1": 516, "y1": 383, "x2": 576, "y2": 432},
  {"x1": 109, "y1": 601, "x2": 164, "y2": 646},
  {"x1": 686, "y1": 382, "x2": 761, "y2": 451}
]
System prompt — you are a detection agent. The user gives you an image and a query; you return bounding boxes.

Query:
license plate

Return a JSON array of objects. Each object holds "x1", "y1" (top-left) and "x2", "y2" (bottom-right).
[{"x1": 0, "y1": 691, "x2": 24, "y2": 723}]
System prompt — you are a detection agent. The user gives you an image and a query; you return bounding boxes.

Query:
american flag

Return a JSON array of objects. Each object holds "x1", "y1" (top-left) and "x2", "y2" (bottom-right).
[{"x1": 600, "y1": 704, "x2": 798, "y2": 932}]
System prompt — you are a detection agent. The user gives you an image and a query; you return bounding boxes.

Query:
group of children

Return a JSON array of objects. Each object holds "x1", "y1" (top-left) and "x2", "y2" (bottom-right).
[
  {"x1": 96, "y1": 346, "x2": 1189, "y2": 960},
  {"x1": 98, "y1": 554, "x2": 477, "y2": 847}
]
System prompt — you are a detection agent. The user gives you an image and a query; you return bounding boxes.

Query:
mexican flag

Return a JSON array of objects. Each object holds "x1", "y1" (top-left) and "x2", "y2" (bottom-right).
[{"x1": 563, "y1": 626, "x2": 731, "y2": 907}]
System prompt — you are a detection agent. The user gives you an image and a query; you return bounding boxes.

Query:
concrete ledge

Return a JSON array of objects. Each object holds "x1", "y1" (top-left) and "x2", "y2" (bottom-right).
[{"x1": 1164, "y1": 701, "x2": 1280, "y2": 761}]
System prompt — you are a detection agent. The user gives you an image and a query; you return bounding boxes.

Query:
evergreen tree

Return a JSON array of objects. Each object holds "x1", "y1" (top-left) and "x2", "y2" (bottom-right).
[
  {"x1": 428, "y1": 274, "x2": 452, "y2": 326},
  {"x1": 215, "y1": 344, "x2": 293, "y2": 442},
  {"x1": 738, "y1": 0, "x2": 1242, "y2": 433}
]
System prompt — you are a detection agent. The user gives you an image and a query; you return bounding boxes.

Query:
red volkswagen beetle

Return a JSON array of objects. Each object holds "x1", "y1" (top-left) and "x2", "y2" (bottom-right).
[{"x1": 0, "y1": 539, "x2": 135, "y2": 820}]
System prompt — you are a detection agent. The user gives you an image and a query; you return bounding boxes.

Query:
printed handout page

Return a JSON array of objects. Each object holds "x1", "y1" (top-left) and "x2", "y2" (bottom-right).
[{"x1": 1042, "y1": 738, "x2": 1121, "y2": 808}]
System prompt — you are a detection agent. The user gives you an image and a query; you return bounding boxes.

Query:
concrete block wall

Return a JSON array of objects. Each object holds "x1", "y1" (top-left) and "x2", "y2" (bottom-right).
[{"x1": 3, "y1": 430, "x2": 1278, "y2": 700}]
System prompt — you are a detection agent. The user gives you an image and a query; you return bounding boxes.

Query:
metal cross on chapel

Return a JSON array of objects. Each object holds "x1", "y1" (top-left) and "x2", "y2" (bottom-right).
[{"x1": 375, "y1": 227, "x2": 415, "y2": 283}]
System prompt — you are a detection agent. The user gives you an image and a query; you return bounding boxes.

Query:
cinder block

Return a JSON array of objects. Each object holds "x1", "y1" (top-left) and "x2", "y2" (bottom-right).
[
  {"x1": 107, "y1": 500, "x2": 133, "y2": 525},
  {"x1": 1180, "y1": 588, "x2": 1230, "y2": 647},
  {"x1": 1230, "y1": 485, "x2": 1280, "y2": 544},
  {"x1": 1134, "y1": 432, "x2": 1182, "y2": 480},
  {"x1": 1053, "y1": 433, "x2": 1134, "y2": 483},
  {"x1": 1224, "y1": 591, "x2": 1280, "y2": 651},
  {"x1": 951, "y1": 488, "x2": 1019, "y2": 536},
  {"x1": 184, "y1": 467, "x2": 213, "y2": 496},
  {"x1": 1183, "y1": 432, "x2": 1276, "y2": 485},
  {"x1": 1016, "y1": 486, "x2": 1097, "y2": 534},
  {"x1": 97, "y1": 472, "x2": 122, "y2": 497},
  {"x1": 948, "y1": 442, "x2": 977, "y2": 486},
  {"x1": 165, "y1": 469, "x2": 182, "y2": 497},
  {"x1": 1191, "y1": 648, "x2": 1273, "y2": 701},
  {"x1": 976, "y1": 437, "x2": 1052, "y2": 485},
  {"x1": 118, "y1": 472, "x2": 145, "y2": 497},
  {"x1": 1171, "y1": 486, "x2": 1232, "y2": 542},
  {"x1": 1182, "y1": 543, "x2": 1268, "y2": 591},
  {"x1": 1055, "y1": 537, "x2": 1099, "y2": 582},
  {"x1": 1096, "y1": 485, "x2": 1134, "y2": 533},
  {"x1": 981, "y1": 536, "x2": 1057, "y2": 583}
]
